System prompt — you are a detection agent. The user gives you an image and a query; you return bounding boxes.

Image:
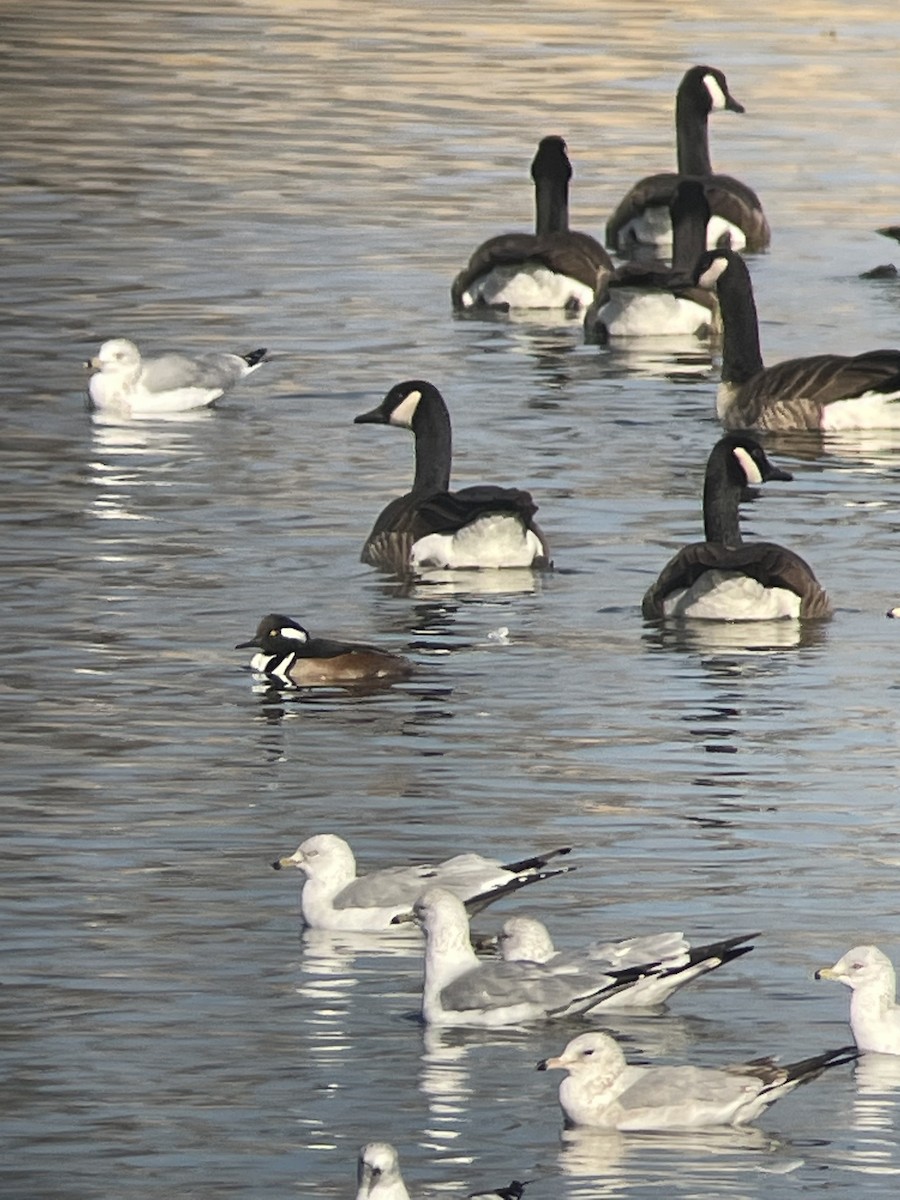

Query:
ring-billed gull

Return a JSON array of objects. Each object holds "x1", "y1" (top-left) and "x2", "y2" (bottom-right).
[
  {"x1": 236, "y1": 613, "x2": 413, "y2": 688},
  {"x1": 85, "y1": 338, "x2": 268, "y2": 416},
  {"x1": 271, "y1": 834, "x2": 573, "y2": 932},
  {"x1": 537, "y1": 1031, "x2": 857, "y2": 1129},
  {"x1": 816, "y1": 945, "x2": 900, "y2": 1054},
  {"x1": 496, "y1": 915, "x2": 756, "y2": 1008},
  {"x1": 394, "y1": 888, "x2": 667, "y2": 1027},
  {"x1": 356, "y1": 1143, "x2": 410, "y2": 1200},
  {"x1": 355, "y1": 1143, "x2": 529, "y2": 1200}
]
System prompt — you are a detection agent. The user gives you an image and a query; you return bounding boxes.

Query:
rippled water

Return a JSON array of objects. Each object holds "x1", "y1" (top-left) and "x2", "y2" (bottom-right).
[{"x1": 4, "y1": 1, "x2": 900, "y2": 1197}]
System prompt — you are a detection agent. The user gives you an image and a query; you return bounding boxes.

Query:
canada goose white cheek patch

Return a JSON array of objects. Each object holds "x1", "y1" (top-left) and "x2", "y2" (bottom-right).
[
  {"x1": 703, "y1": 74, "x2": 728, "y2": 111},
  {"x1": 698, "y1": 257, "x2": 729, "y2": 290},
  {"x1": 389, "y1": 389, "x2": 422, "y2": 428},
  {"x1": 732, "y1": 445, "x2": 763, "y2": 485}
]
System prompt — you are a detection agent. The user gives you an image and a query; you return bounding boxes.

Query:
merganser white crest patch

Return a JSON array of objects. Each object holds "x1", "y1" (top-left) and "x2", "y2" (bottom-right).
[
  {"x1": 279, "y1": 625, "x2": 309, "y2": 643},
  {"x1": 390, "y1": 389, "x2": 422, "y2": 428},
  {"x1": 732, "y1": 445, "x2": 763, "y2": 485}
]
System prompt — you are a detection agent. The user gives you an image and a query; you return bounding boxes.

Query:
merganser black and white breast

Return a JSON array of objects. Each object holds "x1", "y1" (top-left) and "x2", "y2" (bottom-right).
[
  {"x1": 452, "y1": 136, "x2": 612, "y2": 313},
  {"x1": 354, "y1": 381, "x2": 551, "y2": 575}
]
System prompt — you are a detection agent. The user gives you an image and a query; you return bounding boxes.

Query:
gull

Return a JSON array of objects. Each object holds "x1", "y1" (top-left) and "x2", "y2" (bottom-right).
[
  {"x1": 537, "y1": 1031, "x2": 857, "y2": 1129},
  {"x1": 816, "y1": 945, "x2": 900, "y2": 1054},
  {"x1": 394, "y1": 888, "x2": 662, "y2": 1027},
  {"x1": 85, "y1": 338, "x2": 268, "y2": 416},
  {"x1": 356, "y1": 1143, "x2": 410, "y2": 1200},
  {"x1": 496, "y1": 915, "x2": 756, "y2": 1008},
  {"x1": 271, "y1": 833, "x2": 573, "y2": 932}
]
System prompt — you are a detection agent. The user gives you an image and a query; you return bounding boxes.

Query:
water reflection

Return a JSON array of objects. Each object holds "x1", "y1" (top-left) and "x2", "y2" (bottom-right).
[
  {"x1": 556, "y1": 1122, "x2": 776, "y2": 1185},
  {"x1": 643, "y1": 618, "x2": 831, "y2": 656},
  {"x1": 850, "y1": 1054, "x2": 900, "y2": 1132}
]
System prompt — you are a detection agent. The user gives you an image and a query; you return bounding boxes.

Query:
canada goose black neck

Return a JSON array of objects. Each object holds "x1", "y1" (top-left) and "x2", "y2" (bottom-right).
[
  {"x1": 701, "y1": 434, "x2": 792, "y2": 546},
  {"x1": 531, "y1": 135, "x2": 572, "y2": 236},
  {"x1": 698, "y1": 250, "x2": 764, "y2": 383},
  {"x1": 670, "y1": 181, "x2": 711, "y2": 277},
  {"x1": 407, "y1": 383, "x2": 453, "y2": 495},
  {"x1": 355, "y1": 381, "x2": 452, "y2": 496},
  {"x1": 676, "y1": 66, "x2": 744, "y2": 175}
]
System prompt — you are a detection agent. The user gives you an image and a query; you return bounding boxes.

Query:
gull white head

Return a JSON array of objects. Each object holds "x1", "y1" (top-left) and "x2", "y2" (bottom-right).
[
  {"x1": 537, "y1": 1031, "x2": 627, "y2": 1080},
  {"x1": 356, "y1": 1142, "x2": 410, "y2": 1200},
  {"x1": 498, "y1": 916, "x2": 556, "y2": 963},
  {"x1": 816, "y1": 945, "x2": 896, "y2": 992},
  {"x1": 87, "y1": 338, "x2": 143, "y2": 377},
  {"x1": 271, "y1": 833, "x2": 356, "y2": 880}
]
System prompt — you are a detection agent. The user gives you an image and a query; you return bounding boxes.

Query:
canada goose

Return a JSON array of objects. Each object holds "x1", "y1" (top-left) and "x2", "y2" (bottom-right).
[
  {"x1": 585, "y1": 179, "x2": 718, "y2": 340},
  {"x1": 235, "y1": 613, "x2": 413, "y2": 688},
  {"x1": 697, "y1": 249, "x2": 900, "y2": 430},
  {"x1": 606, "y1": 65, "x2": 770, "y2": 256},
  {"x1": 451, "y1": 135, "x2": 612, "y2": 312},
  {"x1": 641, "y1": 433, "x2": 832, "y2": 621},
  {"x1": 354, "y1": 380, "x2": 551, "y2": 573},
  {"x1": 270, "y1": 833, "x2": 573, "y2": 931},
  {"x1": 536, "y1": 1032, "x2": 857, "y2": 1129},
  {"x1": 85, "y1": 338, "x2": 267, "y2": 416},
  {"x1": 816, "y1": 945, "x2": 900, "y2": 1055}
]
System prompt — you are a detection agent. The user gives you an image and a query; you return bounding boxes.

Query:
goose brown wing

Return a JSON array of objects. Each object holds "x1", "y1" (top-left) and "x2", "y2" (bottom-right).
[
  {"x1": 452, "y1": 231, "x2": 608, "y2": 300},
  {"x1": 606, "y1": 173, "x2": 768, "y2": 251},
  {"x1": 732, "y1": 350, "x2": 900, "y2": 429},
  {"x1": 418, "y1": 485, "x2": 539, "y2": 531},
  {"x1": 452, "y1": 233, "x2": 542, "y2": 301},
  {"x1": 642, "y1": 541, "x2": 831, "y2": 619}
]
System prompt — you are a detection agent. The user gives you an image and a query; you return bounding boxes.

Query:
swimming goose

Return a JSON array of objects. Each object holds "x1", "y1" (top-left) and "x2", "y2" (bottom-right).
[
  {"x1": 606, "y1": 65, "x2": 770, "y2": 256},
  {"x1": 585, "y1": 180, "x2": 718, "y2": 340},
  {"x1": 697, "y1": 249, "x2": 900, "y2": 431},
  {"x1": 271, "y1": 833, "x2": 573, "y2": 931},
  {"x1": 816, "y1": 945, "x2": 900, "y2": 1055},
  {"x1": 85, "y1": 338, "x2": 267, "y2": 416},
  {"x1": 235, "y1": 613, "x2": 413, "y2": 688},
  {"x1": 354, "y1": 380, "x2": 551, "y2": 574},
  {"x1": 356, "y1": 1143, "x2": 410, "y2": 1200},
  {"x1": 451, "y1": 135, "x2": 612, "y2": 312},
  {"x1": 537, "y1": 1031, "x2": 857, "y2": 1129},
  {"x1": 394, "y1": 887, "x2": 666, "y2": 1027},
  {"x1": 497, "y1": 915, "x2": 755, "y2": 1009},
  {"x1": 641, "y1": 433, "x2": 832, "y2": 621}
]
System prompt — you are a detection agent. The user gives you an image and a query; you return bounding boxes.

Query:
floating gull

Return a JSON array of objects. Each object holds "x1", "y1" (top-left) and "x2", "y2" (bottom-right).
[
  {"x1": 85, "y1": 338, "x2": 267, "y2": 416},
  {"x1": 395, "y1": 887, "x2": 662, "y2": 1027},
  {"x1": 496, "y1": 915, "x2": 756, "y2": 1008},
  {"x1": 537, "y1": 1031, "x2": 857, "y2": 1129},
  {"x1": 356, "y1": 1143, "x2": 410, "y2": 1200},
  {"x1": 272, "y1": 834, "x2": 573, "y2": 932},
  {"x1": 816, "y1": 945, "x2": 900, "y2": 1055}
]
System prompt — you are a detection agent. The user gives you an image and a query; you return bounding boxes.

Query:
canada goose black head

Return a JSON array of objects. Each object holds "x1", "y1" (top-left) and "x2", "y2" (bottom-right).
[
  {"x1": 353, "y1": 380, "x2": 435, "y2": 432},
  {"x1": 530, "y1": 135, "x2": 572, "y2": 186},
  {"x1": 679, "y1": 65, "x2": 746, "y2": 119}
]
